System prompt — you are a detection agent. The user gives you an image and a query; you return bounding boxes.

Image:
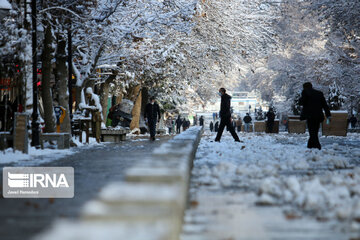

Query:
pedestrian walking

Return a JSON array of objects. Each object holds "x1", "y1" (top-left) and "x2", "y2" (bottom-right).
[
  {"x1": 182, "y1": 118, "x2": 187, "y2": 131},
  {"x1": 176, "y1": 115, "x2": 182, "y2": 134},
  {"x1": 166, "y1": 117, "x2": 173, "y2": 134},
  {"x1": 214, "y1": 121, "x2": 219, "y2": 132},
  {"x1": 243, "y1": 113, "x2": 252, "y2": 132},
  {"x1": 283, "y1": 118, "x2": 288, "y2": 131},
  {"x1": 236, "y1": 117, "x2": 242, "y2": 132},
  {"x1": 266, "y1": 108, "x2": 275, "y2": 133},
  {"x1": 193, "y1": 115, "x2": 198, "y2": 126},
  {"x1": 144, "y1": 96, "x2": 161, "y2": 141},
  {"x1": 214, "y1": 88, "x2": 241, "y2": 142},
  {"x1": 349, "y1": 115, "x2": 357, "y2": 128},
  {"x1": 299, "y1": 82, "x2": 331, "y2": 150},
  {"x1": 210, "y1": 121, "x2": 214, "y2": 132},
  {"x1": 199, "y1": 116, "x2": 204, "y2": 126}
]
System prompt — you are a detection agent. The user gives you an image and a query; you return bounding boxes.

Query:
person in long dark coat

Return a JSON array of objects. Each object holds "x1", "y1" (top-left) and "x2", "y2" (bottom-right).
[
  {"x1": 144, "y1": 96, "x2": 161, "y2": 141},
  {"x1": 299, "y1": 82, "x2": 331, "y2": 150},
  {"x1": 176, "y1": 115, "x2": 182, "y2": 134},
  {"x1": 266, "y1": 108, "x2": 275, "y2": 133},
  {"x1": 199, "y1": 116, "x2": 204, "y2": 126},
  {"x1": 182, "y1": 118, "x2": 187, "y2": 131},
  {"x1": 349, "y1": 115, "x2": 357, "y2": 128},
  {"x1": 209, "y1": 121, "x2": 214, "y2": 132},
  {"x1": 214, "y1": 121, "x2": 219, "y2": 132},
  {"x1": 214, "y1": 88, "x2": 241, "y2": 142}
]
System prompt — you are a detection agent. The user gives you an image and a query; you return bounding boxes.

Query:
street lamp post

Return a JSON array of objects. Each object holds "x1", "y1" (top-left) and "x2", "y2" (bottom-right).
[
  {"x1": 31, "y1": 0, "x2": 40, "y2": 147},
  {"x1": 67, "y1": 27, "x2": 73, "y2": 132}
]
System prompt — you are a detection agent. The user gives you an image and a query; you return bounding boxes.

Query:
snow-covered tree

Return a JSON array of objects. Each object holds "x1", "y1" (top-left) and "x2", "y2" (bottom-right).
[{"x1": 327, "y1": 81, "x2": 346, "y2": 110}]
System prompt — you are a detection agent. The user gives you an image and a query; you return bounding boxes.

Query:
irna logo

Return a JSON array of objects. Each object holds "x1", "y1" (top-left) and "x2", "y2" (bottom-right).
[
  {"x1": 8, "y1": 172, "x2": 70, "y2": 188},
  {"x1": 3, "y1": 167, "x2": 74, "y2": 198}
]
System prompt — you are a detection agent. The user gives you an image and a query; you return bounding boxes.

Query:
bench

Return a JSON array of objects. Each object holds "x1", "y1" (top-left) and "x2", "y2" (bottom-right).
[
  {"x1": 348, "y1": 128, "x2": 360, "y2": 133},
  {"x1": 72, "y1": 118, "x2": 92, "y2": 144},
  {"x1": 101, "y1": 128, "x2": 130, "y2": 142},
  {"x1": 40, "y1": 133, "x2": 71, "y2": 149}
]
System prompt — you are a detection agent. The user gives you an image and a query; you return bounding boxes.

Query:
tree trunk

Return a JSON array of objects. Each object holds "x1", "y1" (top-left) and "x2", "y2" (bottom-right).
[
  {"x1": 55, "y1": 34, "x2": 71, "y2": 133},
  {"x1": 141, "y1": 87, "x2": 149, "y2": 117},
  {"x1": 41, "y1": 24, "x2": 55, "y2": 133},
  {"x1": 75, "y1": 86, "x2": 82, "y2": 110},
  {"x1": 130, "y1": 85, "x2": 142, "y2": 130},
  {"x1": 100, "y1": 75, "x2": 116, "y2": 123},
  {"x1": 116, "y1": 93, "x2": 123, "y2": 105}
]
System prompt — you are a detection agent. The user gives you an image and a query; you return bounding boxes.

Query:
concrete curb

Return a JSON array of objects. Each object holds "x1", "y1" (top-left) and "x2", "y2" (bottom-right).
[{"x1": 33, "y1": 126, "x2": 203, "y2": 240}]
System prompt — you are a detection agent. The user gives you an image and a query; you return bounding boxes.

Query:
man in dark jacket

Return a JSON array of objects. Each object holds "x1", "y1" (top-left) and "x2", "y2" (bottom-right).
[
  {"x1": 176, "y1": 115, "x2": 182, "y2": 134},
  {"x1": 266, "y1": 108, "x2": 275, "y2": 133},
  {"x1": 243, "y1": 113, "x2": 252, "y2": 132},
  {"x1": 214, "y1": 121, "x2": 219, "y2": 132},
  {"x1": 209, "y1": 121, "x2": 214, "y2": 132},
  {"x1": 199, "y1": 116, "x2": 204, "y2": 126},
  {"x1": 299, "y1": 82, "x2": 331, "y2": 150},
  {"x1": 215, "y1": 88, "x2": 241, "y2": 142},
  {"x1": 349, "y1": 115, "x2": 357, "y2": 128},
  {"x1": 144, "y1": 96, "x2": 161, "y2": 141}
]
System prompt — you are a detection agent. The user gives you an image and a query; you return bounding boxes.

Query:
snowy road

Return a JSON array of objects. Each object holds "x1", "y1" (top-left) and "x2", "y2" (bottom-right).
[{"x1": 182, "y1": 131, "x2": 360, "y2": 240}]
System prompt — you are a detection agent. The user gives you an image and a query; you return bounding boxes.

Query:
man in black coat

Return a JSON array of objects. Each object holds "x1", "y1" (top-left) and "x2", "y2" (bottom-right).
[
  {"x1": 299, "y1": 82, "x2": 331, "y2": 150},
  {"x1": 175, "y1": 115, "x2": 182, "y2": 134},
  {"x1": 144, "y1": 96, "x2": 161, "y2": 141},
  {"x1": 199, "y1": 116, "x2": 204, "y2": 126},
  {"x1": 214, "y1": 121, "x2": 219, "y2": 132},
  {"x1": 215, "y1": 88, "x2": 241, "y2": 142},
  {"x1": 349, "y1": 115, "x2": 357, "y2": 129},
  {"x1": 266, "y1": 108, "x2": 275, "y2": 133}
]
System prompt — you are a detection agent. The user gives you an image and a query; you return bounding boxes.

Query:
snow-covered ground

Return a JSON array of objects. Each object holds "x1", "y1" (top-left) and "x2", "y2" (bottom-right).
[
  {"x1": 0, "y1": 132, "x2": 171, "y2": 166},
  {"x1": 0, "y1": 135, "x2": 102, "y2": 166},
  {"x1": 183, "y1": 131, "x2": 360, "y2": 239}
]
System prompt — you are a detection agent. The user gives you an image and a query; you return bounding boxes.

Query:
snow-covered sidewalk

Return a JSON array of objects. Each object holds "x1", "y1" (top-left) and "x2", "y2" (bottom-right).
[
  {"x1": 182, "y1": 131, "x2": 360, "y2": 240},
  {"x1": 0, "y1": 136, "x2": 103, "y2": 166}
]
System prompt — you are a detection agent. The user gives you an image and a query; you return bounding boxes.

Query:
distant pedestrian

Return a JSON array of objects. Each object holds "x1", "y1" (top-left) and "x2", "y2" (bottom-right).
[
  {"x1": 349, "y1": 115, "x2": 357, "y2": 128},
  {"x1": 236, "y1": 117, "x2": 242, "y2": 132},
  {"x1": 193, "y1": 115, "x2": 197, "y2": 126},
  {"x1": 243, "y1": 113, "x2": 252, "y2": 132},
  {"x1": 166, "y1": 117, "x2": 173, "y2": 134},
  {"x1": 213, "y1": 112, "x2": 216, "y2": 121},
  {"x1": 144, "y1": 96, "x2": 161, "y2": 141},
  {"x1": 283, "y1": 118, "x2": 288, "y2": 131},
  {"x1": 299, "y1": 82, "x2": 331, "y2": 150},
  {"x1": 214, "y1": 121, "x2": 219, "y2": 132},
  {"x1": 210, "y1": 121, "x2": 214, "y2": 132},
  {"x1": 199, "y1": 116, "x2": 204, "y2": 126},
  {"x1": 214, "y1": 88, "x2": 241, "y2": 142},
  {"x1": 266, "y1": 108, "x2": 276, "y2": 133},
  {"x1": 176, "y1": 115, "x2": 182, "y2": 134},
  {"x1": 182, "y1": 118, "x2": 187, "y2": 131}
]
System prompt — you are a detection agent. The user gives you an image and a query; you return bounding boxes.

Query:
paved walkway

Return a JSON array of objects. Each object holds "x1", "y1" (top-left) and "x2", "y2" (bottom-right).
[{"x1": 0, "y1": 136, "x2": 171, "y2": 240}]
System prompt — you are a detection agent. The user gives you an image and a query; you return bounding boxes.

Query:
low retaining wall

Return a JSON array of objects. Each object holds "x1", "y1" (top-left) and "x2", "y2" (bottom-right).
[{"x1": 33, "y1": 126, "x2": 204, "y2": 240}]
